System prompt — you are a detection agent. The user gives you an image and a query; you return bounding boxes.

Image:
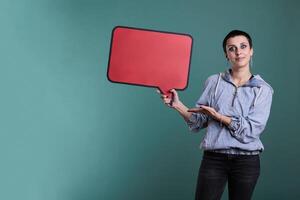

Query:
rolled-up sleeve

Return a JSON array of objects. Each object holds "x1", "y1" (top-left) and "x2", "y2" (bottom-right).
[
  {"x1": 187, "y1": 112, "x2": 208, "y2": 132},
  {"x1": 187, "y1": 76, "x2": 216, "y2": 133},
  {"x1": 228, "y1": 86, "x2": 273, "y2": 144}
]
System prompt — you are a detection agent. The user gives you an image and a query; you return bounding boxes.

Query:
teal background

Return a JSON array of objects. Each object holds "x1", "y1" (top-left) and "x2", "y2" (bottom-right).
[{"x1": 0, "y1": 0, "x2": 299, "y2": 199}]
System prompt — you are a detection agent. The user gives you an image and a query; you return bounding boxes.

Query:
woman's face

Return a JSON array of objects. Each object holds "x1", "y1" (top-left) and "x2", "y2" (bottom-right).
[{"x1": 225, "y1": 35, "x2": 253, "y2": 69}]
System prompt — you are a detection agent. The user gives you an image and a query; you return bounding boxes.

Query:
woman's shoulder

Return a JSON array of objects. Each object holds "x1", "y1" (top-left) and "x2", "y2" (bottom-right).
[
  {"x1": 205, "y1": 73, "x2": 221, "y2": 83},
  {"x1": 202, "y1": 74, "x2": 220, "y2": 89},
  {"x1": 253, "y1": 74, "x2": 274, "y2": 94}
]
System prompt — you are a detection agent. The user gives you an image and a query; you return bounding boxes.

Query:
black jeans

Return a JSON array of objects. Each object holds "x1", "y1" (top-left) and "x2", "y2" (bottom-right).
[{"x1": 195, "y1": 151, "x2": 260, "y2": 200}]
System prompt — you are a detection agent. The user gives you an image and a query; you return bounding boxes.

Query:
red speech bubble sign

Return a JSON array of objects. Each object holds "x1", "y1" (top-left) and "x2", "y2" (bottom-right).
[{"x1": 107, "y1": 26, "x2": 193, "y2": 97}]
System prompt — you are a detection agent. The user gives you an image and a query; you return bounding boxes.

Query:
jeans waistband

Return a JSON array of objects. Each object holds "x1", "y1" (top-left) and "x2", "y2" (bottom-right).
[
  {"x1": 207, "y1": 148, "x2": 261, "y2": 155},
  {"x1": 204, "y1": 151, "x2": 259, "y2": 158}
]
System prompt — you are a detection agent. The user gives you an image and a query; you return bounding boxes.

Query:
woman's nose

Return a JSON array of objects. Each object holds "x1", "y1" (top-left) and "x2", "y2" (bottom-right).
[{"x1": 235, "y1": 48, "x2": 241, "y2": 55}]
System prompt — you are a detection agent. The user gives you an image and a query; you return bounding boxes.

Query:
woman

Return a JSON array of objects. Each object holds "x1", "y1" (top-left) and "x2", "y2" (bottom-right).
[{"x1": 158, "y1": 30, "x2": 273, "y2": 200}]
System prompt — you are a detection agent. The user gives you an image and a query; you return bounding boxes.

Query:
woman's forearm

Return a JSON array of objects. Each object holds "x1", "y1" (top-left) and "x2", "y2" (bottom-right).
[
  {"x1": 217, "y1": 114, "x2": 232, "y2": 126},
  {"x1": 173, "y1": 101, "x2": 193, "y2": 123}
]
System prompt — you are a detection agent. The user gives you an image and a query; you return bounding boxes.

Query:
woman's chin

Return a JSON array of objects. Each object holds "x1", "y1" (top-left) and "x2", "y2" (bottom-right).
[{"x1": 232, "y1": 63, "x2": 250, "y2": 69}]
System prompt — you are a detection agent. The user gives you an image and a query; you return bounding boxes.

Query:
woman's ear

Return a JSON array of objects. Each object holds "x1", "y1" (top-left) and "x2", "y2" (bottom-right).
[
  {"x1": 250, "y1": 48, "x2": 254, "y2": 56},
  {"x1": 224, "y1": 53, "x2": 228, "y2": 60}
]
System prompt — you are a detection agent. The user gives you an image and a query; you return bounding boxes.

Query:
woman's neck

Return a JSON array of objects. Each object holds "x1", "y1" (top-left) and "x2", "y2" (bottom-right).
[{"x1": 230, "y1": 67, "x2": 252, "y2": 86}]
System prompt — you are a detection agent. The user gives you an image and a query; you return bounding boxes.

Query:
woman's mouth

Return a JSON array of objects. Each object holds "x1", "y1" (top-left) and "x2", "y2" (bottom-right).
[{"x1": 236, "y1": 57, "x2": 245, "y2": 61}]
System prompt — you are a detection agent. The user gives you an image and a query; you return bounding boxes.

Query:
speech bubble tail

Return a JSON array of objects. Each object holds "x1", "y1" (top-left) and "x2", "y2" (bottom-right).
[{"x1": 158, "y1": 87, "x2": 173, "y2": 99}]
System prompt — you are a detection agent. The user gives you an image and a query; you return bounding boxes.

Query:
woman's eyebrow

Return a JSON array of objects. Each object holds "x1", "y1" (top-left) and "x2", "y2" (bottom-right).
[
  {"x1": 227, "y1": 42, "x2": 247, "y2": 47},
  {"x1": 226, "y1": 44, "x2": 236, "y2": 47}
]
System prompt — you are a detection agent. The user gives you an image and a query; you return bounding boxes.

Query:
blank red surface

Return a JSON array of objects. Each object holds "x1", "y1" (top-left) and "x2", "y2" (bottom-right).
[{"x1": 107, "y1": 26, "x2": 193, "y2": 94}]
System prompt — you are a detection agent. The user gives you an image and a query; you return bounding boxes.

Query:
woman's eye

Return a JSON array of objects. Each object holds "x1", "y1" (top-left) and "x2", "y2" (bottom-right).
[
  {"x1": 228, "y1": 47, "x2": 235, "y2": 52},
  {"x1": 241, "y1": 44, "x2": 247, "y2": 49}
]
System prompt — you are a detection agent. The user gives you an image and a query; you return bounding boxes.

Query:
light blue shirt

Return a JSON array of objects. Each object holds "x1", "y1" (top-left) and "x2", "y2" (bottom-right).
[{"x1": 188, "y1": 69, "x2": 273, "y2": 153}]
